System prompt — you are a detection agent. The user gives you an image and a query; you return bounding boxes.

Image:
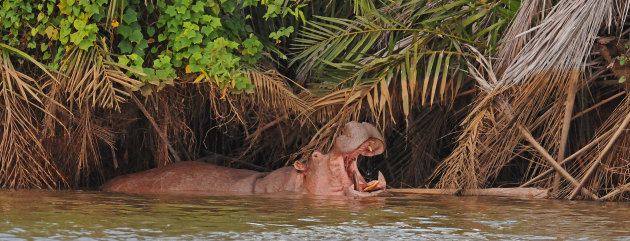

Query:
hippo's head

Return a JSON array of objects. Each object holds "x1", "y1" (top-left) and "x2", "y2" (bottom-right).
[{"x1": 293, "y1": 121, "x2": 387, "y2": 197}]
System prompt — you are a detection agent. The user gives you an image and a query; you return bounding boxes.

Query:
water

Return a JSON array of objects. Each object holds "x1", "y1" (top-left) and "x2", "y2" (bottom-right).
[{"x1": 1, "y1": 190, "x2": 630, "y2": 240}]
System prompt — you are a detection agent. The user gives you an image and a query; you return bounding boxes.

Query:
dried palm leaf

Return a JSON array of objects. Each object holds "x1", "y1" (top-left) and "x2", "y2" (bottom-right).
[
  {"x1": 432, "y1": 0, "x2": 619, "y2": 191},
  {"x1": 59, "y1": 41, "x2": 141, "y2": 111},
  {"x1": 0, "y1": 46, "x2": 66, "y2": 188}
]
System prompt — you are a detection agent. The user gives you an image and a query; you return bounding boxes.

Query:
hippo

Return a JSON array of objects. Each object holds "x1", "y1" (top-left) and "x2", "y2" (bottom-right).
[{"x1": 102, "y1": 121, "x2": 387, "y2": 197}]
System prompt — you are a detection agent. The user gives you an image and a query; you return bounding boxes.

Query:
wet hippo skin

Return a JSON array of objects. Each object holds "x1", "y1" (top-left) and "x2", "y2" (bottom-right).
[{"x1": 102, "y1": 121, "x2": 387, "y2": 197}]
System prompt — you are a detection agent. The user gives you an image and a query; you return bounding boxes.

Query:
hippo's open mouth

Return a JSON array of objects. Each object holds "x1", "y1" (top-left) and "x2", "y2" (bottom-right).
[{"x1": 342, "y1": 139, "x2": 386, "y2": 194}]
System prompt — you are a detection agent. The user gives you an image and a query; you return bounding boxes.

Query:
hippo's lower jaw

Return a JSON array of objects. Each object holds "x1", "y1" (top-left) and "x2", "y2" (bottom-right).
[
  {"x1": 342, "y1": 170, "x2": 387, "y2": 197},
  {"x1": 344, "y1": 186, "x2": 386, "y2": 197}
]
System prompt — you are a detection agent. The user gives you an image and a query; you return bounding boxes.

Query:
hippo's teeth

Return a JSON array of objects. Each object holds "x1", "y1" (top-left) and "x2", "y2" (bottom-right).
[
  {"x1": 378, "y1": 171, "x2": 385, "y2": 184},
  {"x1": 353, "y1": 170, "x2": 360, "y2": 191},
  {"x1": 367, "y1": 145, "x2": 373, "y2": 152}
]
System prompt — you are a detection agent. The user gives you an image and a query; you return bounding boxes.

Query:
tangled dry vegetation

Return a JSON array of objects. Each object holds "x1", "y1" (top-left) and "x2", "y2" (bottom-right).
[
  {"x1": 432, "y1": 0, "x2": 630, "y2": 201},
  {"x1": 2, "y1": 0, "x2": 630, "y2": 201}
]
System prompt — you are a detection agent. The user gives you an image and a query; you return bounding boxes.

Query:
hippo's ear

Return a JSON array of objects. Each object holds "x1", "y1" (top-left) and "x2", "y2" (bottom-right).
[{"x1": 293, "y1": 160, "x2": 307, "y2": 172}]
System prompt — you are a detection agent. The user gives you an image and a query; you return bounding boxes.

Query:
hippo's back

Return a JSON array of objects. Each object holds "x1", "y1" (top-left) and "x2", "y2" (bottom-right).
[{"x1": 102, "y1": 161, "x2": 264, "y2": 194}]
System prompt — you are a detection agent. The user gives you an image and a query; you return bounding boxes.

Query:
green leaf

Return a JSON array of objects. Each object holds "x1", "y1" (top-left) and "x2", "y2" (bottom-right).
[
  {"x1": 147, "y1": 26, "x2": 155, "y2": 37},
  {"x1": 123, "y1": 8, "x2": 139, "y2": 24},
  {"x1": 200, "y1": 26, "x2": 213, "y2": 36},
  {"x1": 73, "y1": 19, "x2": 86, "y2": 30},
  {"x1": 118, "y1": 39, "x2": 133, "y2": 53},
  {"x1": 620, "y1": 56, "x2": 627, "y2": 66},
  {"x1": 221, "y1": 1, "x2": 236, "y2": 13},
  {"x1": 269, "y1": 26, "x2": 293, "y2": 40},
  {"x1": 69, "y1": 32, "x2": 84, "y2": 45},
  {"x1": 129, "y1": 30, "x2": 143, "y2": 43},
  {"x1": 461, "y1": 9, "x2": 489, "y2": 28},
  {"x1": 45, "y1": 26, "x2": 58, "y2": 39},
  {"x1": 156, "y1": 69, "x2": 171, "y2": 80},
  {"x1": 423, "y1": 0, "x2": 469, "y2": 14},
  {"x1": 43, "y1": 51, "x2": 51, "y2": 60},
  {"x1": 243, "y1": 0, "x2": 258, "y2": 7},
  {"x1": 118, "y1": 56, "x2": 130, "y2": 66},
  {"x1": 158, "y1": 33, "x2": 167, "y2": 42},
  {"x1": 59, "y1": 25, "x2": 71, "y2": 44},
  {"x1": 117, "y1": 25, "x2": 132, "y2": 38},
  {"x1": 189, "y1": 64, "x2": 201, "y2": 72},
  {"x1": 47, "y1": 3, "x2": 54, "y2": 14},
  {"x1": 192, "y1": 1, "x2": 205, "y2": 12},
  {"x1": 78, "y1": 39, "x2": 92, "y2": 50},
  {"x1": 137, "y1": 39, "x2": 149, "y2": 51},
  {"x1": 84, "y1": 4, "x2": 100, "y2": 17},
  {"x1": 165, "y1": 6, "x2": 176, "y2": 16},
  {"x1": 211, "y1": 4, "x2": 220, "y2": 14},
  {"x1": 620, "y1": 76, "x2": 627, "y2": 83},
  {"x1": 210, "y1": 17, "x2": 222, "y2": 28}
]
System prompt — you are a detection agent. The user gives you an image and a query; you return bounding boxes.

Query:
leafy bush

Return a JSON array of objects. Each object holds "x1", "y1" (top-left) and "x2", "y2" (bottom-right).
[
  {"x1": 1, "y1": 0, "x2": 108, "y2": 69},
  {"x1": 0, "y1": 0, "x2": 296, "y2": 95}
]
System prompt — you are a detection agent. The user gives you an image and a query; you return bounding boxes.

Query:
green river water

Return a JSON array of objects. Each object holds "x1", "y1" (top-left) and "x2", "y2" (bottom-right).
[{"x1": 1, "y1": 190, "x2": 629, "y2": 240}]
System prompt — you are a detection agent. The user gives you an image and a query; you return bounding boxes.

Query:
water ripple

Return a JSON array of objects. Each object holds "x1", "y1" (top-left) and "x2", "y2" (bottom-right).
[{"x1": 0, "y1": 190, "x2": 629, "y2": 240}]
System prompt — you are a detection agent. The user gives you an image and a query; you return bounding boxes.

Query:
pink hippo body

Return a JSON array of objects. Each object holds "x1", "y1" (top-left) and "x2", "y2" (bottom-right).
[
  {"x1": 102, "y1": 121, "x2": 387, "y2": 197},
  {"x1": 101, "y1": 162, "x2": 301, "y2": 194}
]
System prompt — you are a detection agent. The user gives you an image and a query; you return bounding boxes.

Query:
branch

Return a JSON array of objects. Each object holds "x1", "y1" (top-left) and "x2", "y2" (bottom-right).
[
  {"x1": 130, "y1": 93, "x2": 182, "y2": 163},
  {"x1": 568, "y1": 110, "x2": 630, "y2": 200}
]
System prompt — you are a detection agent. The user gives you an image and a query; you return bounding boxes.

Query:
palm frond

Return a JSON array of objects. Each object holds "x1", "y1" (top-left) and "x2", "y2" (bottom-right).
[
  {"x1": 292, "y1": 0, "x2": 515, "y2": 131},
  {"x1": 432, "y1": 0, "x2": 621, "y2": 193},
  {"x1": 573, "y1": 95, "x2": 630, "y2": 200},
  {"x1": 493, "y1": 0, "x2": 545, "y2": 78},
  {"x1": 0, "y1": 47, "x2": 66, "y2": 188},
  {"x1": 247, "y1": 69, "x2": 312, "y2": 120},
  {"x1": 59, "y1": 41, "x2": 141, "y2": 111}
]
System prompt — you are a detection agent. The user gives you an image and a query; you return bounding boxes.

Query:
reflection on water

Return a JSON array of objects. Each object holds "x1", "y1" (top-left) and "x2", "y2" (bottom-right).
[{"x1": 1, "y1": 190, "x2": 630, "y2": 240}]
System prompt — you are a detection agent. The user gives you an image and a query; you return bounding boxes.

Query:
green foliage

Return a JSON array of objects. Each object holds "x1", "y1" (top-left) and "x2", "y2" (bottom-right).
[
  {"x1": 0, "y1": 0, "x2": 107, "y2": 69},
  {"x1": 269, "y1": 26, "x2": 294, "y2": 40},
  {"x1": 285, "y1": 0, "x2": 519, "y2": 128},
  {"x1": 152, "y1": 0, "x2": 254, "y2": 91},
  {"x1": 293, "y1": 0, "x2": 519, "y2": 85},
  {"x1": 108, "y1": 0, "x2": 296, "y2": 94},
  {"x1": 1, "y1": 0, "x2": 301, "y2": 96}
]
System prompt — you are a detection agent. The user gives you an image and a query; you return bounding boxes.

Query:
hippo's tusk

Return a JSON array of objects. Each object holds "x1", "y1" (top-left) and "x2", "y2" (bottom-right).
[
  {"x1": 353, "y1": 170, "x2": 360, "y2": 191},
  {"x1": 368, "y1": 145, "x2": 373, "y2": 152},
  {"x1": 378, "y1": 171, "x2": 385, "y2": 185}
]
